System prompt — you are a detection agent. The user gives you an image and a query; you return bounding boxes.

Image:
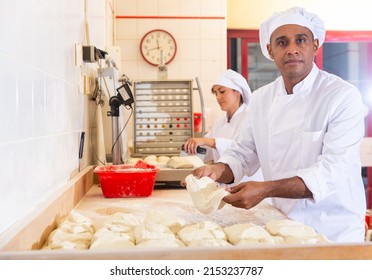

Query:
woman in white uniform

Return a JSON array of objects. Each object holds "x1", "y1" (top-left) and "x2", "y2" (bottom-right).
[
  {"x1": 183, "y1": 69, "x2": 263, "y2": 182},
  {"x1": 191, "y1": 7, "x2": 366, "y2": 243}
]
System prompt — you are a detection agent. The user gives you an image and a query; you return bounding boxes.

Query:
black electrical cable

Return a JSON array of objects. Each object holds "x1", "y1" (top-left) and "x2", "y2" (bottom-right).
[{"x1": 111, "y1": 105, "x2": 133, "y2": 156}]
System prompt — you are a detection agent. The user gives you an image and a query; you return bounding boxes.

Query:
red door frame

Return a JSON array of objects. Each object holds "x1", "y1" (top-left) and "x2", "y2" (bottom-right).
[{"x1": 227, "y1": 29, "x2": 372, "y2": 208}]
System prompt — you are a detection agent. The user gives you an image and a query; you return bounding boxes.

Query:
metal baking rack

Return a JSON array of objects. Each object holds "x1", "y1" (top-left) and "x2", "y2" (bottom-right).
[{"x1": 133, "y1": 79, "x2": 197, "y2": 157}]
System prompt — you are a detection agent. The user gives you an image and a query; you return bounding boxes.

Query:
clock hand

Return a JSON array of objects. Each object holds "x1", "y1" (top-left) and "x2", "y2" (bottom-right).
[{"x1": 146, "y1": 47, "x2": 159, "y2": 51}]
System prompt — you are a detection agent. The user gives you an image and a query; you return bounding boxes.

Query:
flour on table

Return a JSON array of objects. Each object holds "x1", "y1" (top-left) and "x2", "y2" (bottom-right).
[{"x1": 185, "y1": 174, "x2": 229, "y2": 214}]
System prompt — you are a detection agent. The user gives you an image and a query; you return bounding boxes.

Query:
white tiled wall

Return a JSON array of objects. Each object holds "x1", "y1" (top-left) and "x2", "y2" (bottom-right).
[
  {"x1": 0, "y1": 0, "x2": 226, "y2": 237},
  {"x1": 0, "y1": 0, "x2": 109, "y2": 235},
  {"x1": 115, "y1": 0, "x2": 227, "y2": 141}
]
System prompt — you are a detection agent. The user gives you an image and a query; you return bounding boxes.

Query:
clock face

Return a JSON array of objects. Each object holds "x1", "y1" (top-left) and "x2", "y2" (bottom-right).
[{"x1": 140, "y1": 29, "x2": 177, "y2": 66}]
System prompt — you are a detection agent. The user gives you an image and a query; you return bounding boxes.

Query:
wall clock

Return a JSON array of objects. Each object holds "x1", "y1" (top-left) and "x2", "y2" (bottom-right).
[{"x1": 140, "y1": 29, "x2": 177, "y2": 66}]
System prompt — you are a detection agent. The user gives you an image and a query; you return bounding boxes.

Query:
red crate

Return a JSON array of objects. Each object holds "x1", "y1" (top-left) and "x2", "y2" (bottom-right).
[{"x1": 94, "y1": 160, "x2": 159, "y2": 198}]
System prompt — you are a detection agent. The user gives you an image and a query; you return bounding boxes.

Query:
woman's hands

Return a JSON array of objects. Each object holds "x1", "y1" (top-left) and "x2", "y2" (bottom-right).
[{"x1": 183, "y1": 138, "x2": 215, "y2": 154}]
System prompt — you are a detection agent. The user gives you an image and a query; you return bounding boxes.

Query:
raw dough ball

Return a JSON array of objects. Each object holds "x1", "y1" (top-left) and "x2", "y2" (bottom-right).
[
  {"x1": 44, "y1": 228, "x2": 93, "y2": 250},
  {"x1": 224, "y1": 223, "x2": 274, "y2": 245},
  {"x1": 127, "y1": 158, "x2": 142, "y2": 165},
  {"x1": 236, "y1": 237, "x2": 276, "y2": 246},
  {"x1": 188, "y1": 238, "x2": 232, "y2": 247},
  {"x1": 167, "y1": 156, "x2": 204, "y2": 169},
  {"x1": 43, "y1": 212, "x2": 95, "y2": 250},
  {"x1": 133, "y1": 222, "x2": 176, "y2": 244},
  {"x1": 144, "y1": 155, "x2": 158, "y2": 166},
  {"x1": 265, "y1": 219, "x2": 317, "y2": 238},
  {"x1": 103, "y1": 212, "x2": 140, "y2": 232},
  {"x1": 278, "y1": 235, "x2": 330, "y2": 245},
  {"x1": 185, "y1": 174, "x2": 229, "y2": 214},
  {"x1": 157, "y1": 156, "x2": 170, "y2": 167},
  {"x1": 177, "y1": 221, "x2": 226, "y2": 246},
  {"x1": 90, "y1": 227, "x2": 135, "y2": 249},
  {"x1": 145, "y1": 210, "x2": 186, "y2": 233},
  {"x1": 136, "y1": 239, "x2": 185, "y2": 248}
]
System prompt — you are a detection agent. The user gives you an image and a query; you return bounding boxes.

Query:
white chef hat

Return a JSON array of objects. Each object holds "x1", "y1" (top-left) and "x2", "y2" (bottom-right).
[
  {"x1": 259, "y1": 7, "x2": 326, "y2": 60},
  {"x1": 213, "y1": 69, "x2": 251, "y2": 105}
]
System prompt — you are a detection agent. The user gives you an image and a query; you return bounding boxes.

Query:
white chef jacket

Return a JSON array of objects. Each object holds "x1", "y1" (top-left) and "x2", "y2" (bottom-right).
[
  {"x1": 218, "y1": 64, "x2": 366, "y2": 242},
  {"x1": 204, "y1": 103, "x2": 264, "y2": 182}
]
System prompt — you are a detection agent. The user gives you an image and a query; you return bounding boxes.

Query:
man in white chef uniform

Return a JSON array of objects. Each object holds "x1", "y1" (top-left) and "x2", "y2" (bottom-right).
[{"x1": 192, "y1": 7, "x2": 366, "y2": 243}]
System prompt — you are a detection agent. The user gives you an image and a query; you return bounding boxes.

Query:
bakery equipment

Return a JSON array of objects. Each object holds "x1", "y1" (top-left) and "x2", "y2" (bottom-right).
[{"x1": 133, "y1": 78, "x2": 204, "y2": 157}]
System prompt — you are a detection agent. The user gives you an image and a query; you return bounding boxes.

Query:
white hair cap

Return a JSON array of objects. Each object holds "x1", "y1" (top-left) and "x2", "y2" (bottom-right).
[
  {"x1": 213, "y1": 69, "x2": 251, "y2": 105},
  {"x1": 259, "y1": 7, "x2": 325, "y2": 60}
]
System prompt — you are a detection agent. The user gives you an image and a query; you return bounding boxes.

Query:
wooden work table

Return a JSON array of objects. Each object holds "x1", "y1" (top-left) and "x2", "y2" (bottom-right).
[{"x1": 0, "y1": 166, "x2": 372, "y2": 260}]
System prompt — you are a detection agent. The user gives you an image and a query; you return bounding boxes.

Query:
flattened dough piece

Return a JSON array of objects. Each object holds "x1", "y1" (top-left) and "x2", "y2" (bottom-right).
[
  {"x1": 103, "y1": 212, "x2": 140, "y2": 233},
  {"x1": 185, "y1": 174, "x2": 229, "y2": 214},
  {"x1": 224, "y1": 223, "x2": 274, "y2": 245},
  {"x1": 265, "y1": 219, "x2": 317, "y2": 238},
  {"x1": 177, "y1": 221, "x2": 226, "y2": 246},
  {"x1": 90, "y1": 227, "x2": 135, "y2": 249},
  {"x1": 133, "y1": 222, "x2": 176, "y2": 244},
  {"x1": 167, "y1": 156, "x2": 204, "y2": 169},
  {"x1": 144, "y1": 210, "x2": 186, "y2": 233}
]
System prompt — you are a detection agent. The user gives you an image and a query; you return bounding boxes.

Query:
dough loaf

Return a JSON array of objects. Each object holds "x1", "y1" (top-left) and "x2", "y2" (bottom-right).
[{"x1": 185, "y1": 174, "x2": 229, "y2": 214}]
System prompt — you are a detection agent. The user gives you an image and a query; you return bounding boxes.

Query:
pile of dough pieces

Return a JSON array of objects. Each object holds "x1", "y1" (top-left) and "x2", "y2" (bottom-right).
[
  {"x1": 42, "y1": 210, "x2": 329, "y2": 250},
  {"x1": 128, "y1": 155, "x2": 204, "y2": 169}
]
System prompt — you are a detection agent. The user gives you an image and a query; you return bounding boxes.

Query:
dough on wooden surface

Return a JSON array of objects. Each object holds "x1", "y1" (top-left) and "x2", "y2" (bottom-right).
[
  {"x1": 90, "y1": 227, "x2": 135, "y2": 249},
  {"x1": 58, "y1": 219, "x2": 95, "y2": 234},
  {"x1": 167, "y1": 156, "x2": 204, "y2": 169},
  {"x1": 133, "y1": 222, "x2": 176, "y2": 244},
  {"x1": 103, "y1": 212, "x2": 140, "y2": 232},
  {"x1": 144, "y1": 155, "x2": 158, "y2": 166},
  {"x1": 188, "y1": 238, "x2": 232, "y2": 247},
  {"x1": 136, "y1": 238, "x2": 185, "y2": 248},
  {"x1": 127, "y1": 158, "x2": 142, "y2": 165},
  {"x1": 157, "y1": 156, "x2": 170, "y2": 167},
  {"x1": 224, "y1": 223, "x2": 273, "y2": 245},
  {"x1": 144, "y1": 210, "x2": 186, "y2": 233},
  {"x1": 177, "y1": 221, "x2": 226, "y2": 246},
  {"x1": 279, "y1": 235, "x2": 330, "y2": 245},
  {"x1": 185, "y1": 174, "x2": 229, "y2": 214},
  {"x1": 265, "y1": 219, "x2": 317, "y2": 238},
  {"x1": 44, "y1": 228, "x2": 93, "y2": 250}
]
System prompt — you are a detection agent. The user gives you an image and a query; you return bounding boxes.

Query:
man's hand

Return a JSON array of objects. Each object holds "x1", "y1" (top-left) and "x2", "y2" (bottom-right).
[
  {"x1": 192, "y1": 162, "x2": 234, "y2": 183},
  {"x1": 223, "y1": 181, "x2": 267, "y2": 209}
]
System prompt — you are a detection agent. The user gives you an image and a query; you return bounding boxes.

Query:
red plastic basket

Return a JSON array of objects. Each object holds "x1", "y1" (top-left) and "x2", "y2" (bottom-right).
[{"x1": 94, "y1": 160, "x2": 159, "y2": 198}]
